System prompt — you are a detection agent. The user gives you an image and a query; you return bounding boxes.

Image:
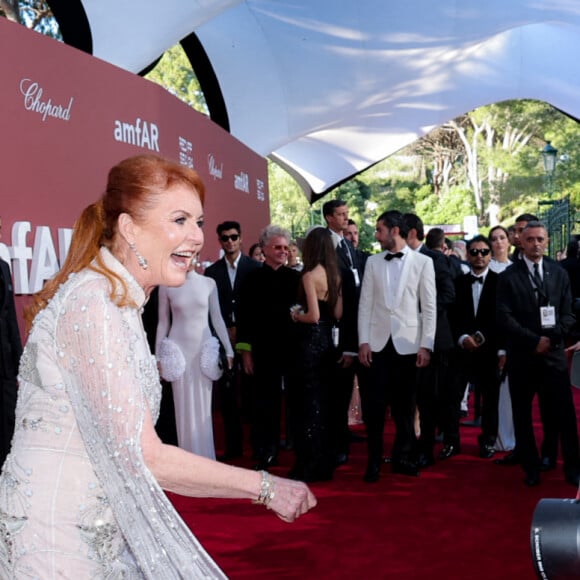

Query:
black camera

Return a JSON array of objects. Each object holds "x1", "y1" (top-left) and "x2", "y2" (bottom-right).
[{"x1": 531, "y1": 498, "x2": 580, "y2": 578}]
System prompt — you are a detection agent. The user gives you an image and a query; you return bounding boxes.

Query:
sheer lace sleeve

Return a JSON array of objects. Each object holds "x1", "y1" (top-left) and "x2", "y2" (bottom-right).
[
  {"x1": 208, "y1": 281, "x2": 234, "y2": 357},
  {"x1": 54, "y1": 276, "x2": 225, "y2": 579}
]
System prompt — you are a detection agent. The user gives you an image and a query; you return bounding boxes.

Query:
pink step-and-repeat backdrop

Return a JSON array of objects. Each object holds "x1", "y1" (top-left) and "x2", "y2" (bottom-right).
[{"x1": 0, "y1": 18, "x2": 269, "y2": 331}]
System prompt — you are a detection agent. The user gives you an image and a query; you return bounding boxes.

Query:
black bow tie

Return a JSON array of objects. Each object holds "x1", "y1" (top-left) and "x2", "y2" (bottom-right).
[
  {"x1": 385, "y1": 252, "x2": 404, "y2": 261},
  {"x1": 470, "y1": 275, "x2": 484, "y2": 284}
]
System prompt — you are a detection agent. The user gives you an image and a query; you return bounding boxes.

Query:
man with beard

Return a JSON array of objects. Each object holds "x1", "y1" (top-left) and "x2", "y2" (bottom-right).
[{"x1": 358, "y1": 210, "x2": 436, "y2": 482}]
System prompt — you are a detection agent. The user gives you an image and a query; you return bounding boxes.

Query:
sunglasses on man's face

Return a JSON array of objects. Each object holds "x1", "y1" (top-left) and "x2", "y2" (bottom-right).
[
  {"x1": 468, "y1": 248, "x2": 491, "y2": 257},
  {"x1": 220, "y1": 234, "x2": 240, "y2": 242}
]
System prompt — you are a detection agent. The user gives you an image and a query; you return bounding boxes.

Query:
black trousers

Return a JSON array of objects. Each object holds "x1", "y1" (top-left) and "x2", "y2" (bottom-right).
[
  {"x1": 416, "y1": 349, "x2": 453, "y2": 453},
  {"x1": 250, "y1": 355, "x2": 288, "y2": 460},
  {"x1": 215, "y1": 355, "x2": 246, "y2": 456},
  {"x1": 364, "y1": 340, "x2": 418, "y2": 463},
  {"x1": 509, "y1": 354, "x2": 580, "y2": 475},
  {"x1": 470, "y1": 366, "x2": 501, "y2": 446}
]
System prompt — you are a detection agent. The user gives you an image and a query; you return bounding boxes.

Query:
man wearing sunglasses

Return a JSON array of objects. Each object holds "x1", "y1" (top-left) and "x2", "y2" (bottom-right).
[
  {"x1": 450, "y1": 235, "x2": 503, "y2": 461},
  {"x1": 205, "y1": 221, "x2": 262, "y2": 461}
]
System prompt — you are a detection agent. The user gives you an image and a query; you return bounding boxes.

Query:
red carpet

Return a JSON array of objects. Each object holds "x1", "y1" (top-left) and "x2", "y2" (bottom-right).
[{"x1": 169, "y1": 391, "x2": 580, "y2": 579}]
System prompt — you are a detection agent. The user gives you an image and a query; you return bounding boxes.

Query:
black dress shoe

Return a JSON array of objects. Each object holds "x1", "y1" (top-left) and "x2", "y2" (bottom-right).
[
  {"x1": 479, "y1": 444, "x2": 496, "y2": 459},
  {"x1": 494, "y1": 451, "x2": 519, "y2": 466},
  {"x1": 438, "y1": 444, "x2": 460, "y2": 460},
  {"x1": 335, "y1": 452, "x2": 349, "y2": 466},
  {"x1": 524, "y1": 471, "x2": 540, "y2": 486},
  {"x1": 540, "y1": 457, "x2": 556, "y2": 472},
  {"x1": 363, "y1": 462, "x2": 381, "y2": 483},
  {"x1": 416, "y1": 453, "x2": 435, "y2": 468},
  {"x1": 391, "y1": 459, "x2": 419, "y2": 477}
]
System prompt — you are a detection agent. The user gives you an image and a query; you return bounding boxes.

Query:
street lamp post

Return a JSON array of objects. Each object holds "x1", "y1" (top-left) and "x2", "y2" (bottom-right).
[{"x1": 542, "y1": 141, "x2": 558, "y2": 197}]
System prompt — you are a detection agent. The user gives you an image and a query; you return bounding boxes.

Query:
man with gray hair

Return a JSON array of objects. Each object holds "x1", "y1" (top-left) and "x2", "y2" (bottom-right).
[{"x1": 236, "y1": 225, "x2": 300, "y2": 470}]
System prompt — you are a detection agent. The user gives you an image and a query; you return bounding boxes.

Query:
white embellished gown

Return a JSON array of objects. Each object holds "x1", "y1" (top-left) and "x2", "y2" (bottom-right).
[
  {"x1": 0, "y1": 248, "x2": 225, "y2": 579},
  {"x1": 156, "y1": 270, "x2": 233, "y2": 459}
]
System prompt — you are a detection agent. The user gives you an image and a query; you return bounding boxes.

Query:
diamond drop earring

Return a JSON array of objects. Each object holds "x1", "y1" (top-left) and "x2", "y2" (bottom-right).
[{"x1": 129, "y1": 242, "x2": 148, "y2": 270}]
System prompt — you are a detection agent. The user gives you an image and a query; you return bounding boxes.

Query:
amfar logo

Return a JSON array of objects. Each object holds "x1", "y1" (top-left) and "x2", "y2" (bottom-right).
[
  {"x1": 20, "y1": 78, "x2": 74, "y2": 122},
  {"x1": 208, "y1": 154, "x2": 223, "y2": 180},
  {"x1": 0, "y1": 221, "x2": 72, "y2": 295},
  {"x1": 234, "y1": 171, "x2": 249, "y2": 193},
  {"x1": 114, "y1": 118, "x2": 160, "y2": 151}
]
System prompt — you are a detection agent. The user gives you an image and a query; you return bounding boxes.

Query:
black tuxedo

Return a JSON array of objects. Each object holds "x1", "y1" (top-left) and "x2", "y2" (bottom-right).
[
  {"x1": 416, "y1": 246, "x2": 457, "y2": 459},
  {"x1": 330, "y1": 233, "x2": 363, "y2": 462},
  {"x1": 204, "y1": 254, "x2": 262, "y2": 457},
  {"x1": 497, "y1": 257, "x2": 580, "y2": 478},
  {"x1": 333, "y1": 235, "x2": 360, "y2": 352},
  {"x1": 204, "y1": 254, "x2": 262, "y2": 328},
  {"x1": 0, "y1": 258, "x2": 22, "y2": 467},
  {"x1": 451, "y1": 270, "x2": 501, "y2": 447}
]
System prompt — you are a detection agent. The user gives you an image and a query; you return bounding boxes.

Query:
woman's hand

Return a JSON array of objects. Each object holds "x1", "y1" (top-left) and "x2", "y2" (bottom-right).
[
  {"x1": 566, "y1": 341, "x2": 580, "y2": 352},
  {"x1": 266, "y1": 475, "x2": 317, "y2": 523}
]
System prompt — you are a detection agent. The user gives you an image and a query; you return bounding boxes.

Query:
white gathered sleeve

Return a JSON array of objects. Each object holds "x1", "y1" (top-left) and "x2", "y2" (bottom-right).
[{"x1": 54, "y1": 278, "x2": 225, "y2": 578}]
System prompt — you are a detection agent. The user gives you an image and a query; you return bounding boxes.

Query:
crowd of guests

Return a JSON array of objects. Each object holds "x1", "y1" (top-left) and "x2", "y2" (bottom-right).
[
  {"x1": 156, "y1": 205, "x2": 580, "y2": 491},
  {"x1": 2, "y1": 152, "x2": 580, "y2": 574}
]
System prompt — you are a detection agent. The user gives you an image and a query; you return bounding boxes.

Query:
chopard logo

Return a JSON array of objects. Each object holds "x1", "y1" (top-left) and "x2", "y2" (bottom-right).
[
  {"x1": 208, "y1": 154, "x2": 223, "y2": 180},
  {"x1": 20, "y1": 78, "x2": 73, "y2": 122}
]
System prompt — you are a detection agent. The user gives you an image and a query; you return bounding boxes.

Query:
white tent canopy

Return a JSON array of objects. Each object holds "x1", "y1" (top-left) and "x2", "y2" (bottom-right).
[{"x1": 63, "y1": 0, "x2": 580, "y2": 200}]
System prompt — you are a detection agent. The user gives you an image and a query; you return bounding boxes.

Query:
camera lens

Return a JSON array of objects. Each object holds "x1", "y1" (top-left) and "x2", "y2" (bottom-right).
[{"x1": 531, "y1": 498, "x2": 580, "y2": 579}]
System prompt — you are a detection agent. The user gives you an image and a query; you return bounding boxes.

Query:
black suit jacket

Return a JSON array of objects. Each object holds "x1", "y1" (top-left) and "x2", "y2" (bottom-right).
[
  {"x1": 559, "y1": 256, "x2": 580, "y2": 299},
  {"x1": 204, "y1": 254, "x2": 261, "y2": 328},
  {"x1": 236, "y1": 264, "x2": 300, "y2": 366},
  {"x1": 451, "y1": 270, "x2": 501, "y2": 375},
  {"x1": 332, "y1": 233, "x2": 361, "y2": 353},
  {"x1": 497, "y1": 257, "x2": 574, "y2": 369},
  {"x1": 419, "y1": 245, "x2": 455, "y2": 351}
]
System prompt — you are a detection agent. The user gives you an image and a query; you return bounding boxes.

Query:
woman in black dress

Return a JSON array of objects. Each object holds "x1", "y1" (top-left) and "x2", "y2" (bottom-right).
[{"x1": 289, "y1": 227, "x2": 342, "y2": 481}]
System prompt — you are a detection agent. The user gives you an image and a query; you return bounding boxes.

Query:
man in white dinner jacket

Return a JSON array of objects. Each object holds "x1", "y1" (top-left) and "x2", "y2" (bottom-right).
[{"x1": 358, "y1": 210, "x2": 437, "y2": 482}]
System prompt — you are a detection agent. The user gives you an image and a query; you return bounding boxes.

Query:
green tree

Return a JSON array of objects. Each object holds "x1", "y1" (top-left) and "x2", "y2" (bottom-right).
[
  {"x1": 1, "y1": 0, "x2": 61, "y2": 39},
  {"x1": 145, "y1": 44, "x2": 208, "y2": 115},
  {"x1": 268, "y1": 162, "x2": 314, "y2": 239}
]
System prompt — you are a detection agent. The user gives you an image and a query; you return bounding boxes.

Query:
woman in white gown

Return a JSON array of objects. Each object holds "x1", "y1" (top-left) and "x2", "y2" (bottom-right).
[
  {"x1": 0, "y1": 154, "x2": 316, "y2": 578},
  {"x1": 488, "y1": 225, "x2": 515, "y2": 452},
  {"x1": 156, "y1": 267, "x2": 233, "y2": 459}
]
